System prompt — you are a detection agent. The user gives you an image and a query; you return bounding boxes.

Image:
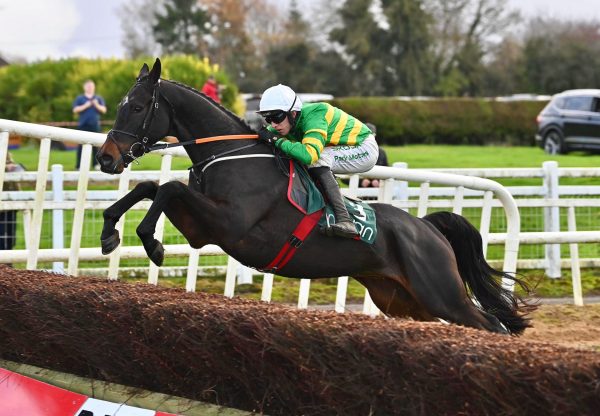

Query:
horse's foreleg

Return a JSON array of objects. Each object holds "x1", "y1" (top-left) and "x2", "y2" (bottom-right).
[
  {"x1": 136, "y1": 181, "x2": 217, "y2": 266},
  {"x1": 101, "y1": 181, "x2": 159, "y2": 255}
]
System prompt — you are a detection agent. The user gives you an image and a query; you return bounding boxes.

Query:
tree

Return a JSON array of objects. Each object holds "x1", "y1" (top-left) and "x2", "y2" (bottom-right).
[
  {"x1": 152, "y1": 0, "x2": 211, "y2": 55},
  {"x1": 380, "y1": 0, "x2": 434, "y2": 95},
  {"x1": 198, "y1": 0, "x2": 284, "y2": 92},
  {"x1": 329, "y1": 0, "x2": 433, "y2": 96},
  {"x1": 329, "y1": 0, "x2": 385, "y2": 95},
  {"x1": 264, "y1": 1, "x2": 317, "y2": 91},
  {"x1": 262, "y1": 0, "x2": 356, "y2": 95},
  {"x1": 121, "y1": 0, "x2": 210, "y2": 57},
  {"x1": 119, "y1": 0, "x2": 162, "y2": 58},
  {"x1": 520, "y1": 18, "x2": 600, "y2": 94},
  {"x1": 119, "y1": 0, "x2": 286, "y2": 92},
  {"x1": 480, "y1": 35, "x2": 524, "y2": 95},
  {"x1": 425, "y1": 0, "x2": 520, "y2": 96}
]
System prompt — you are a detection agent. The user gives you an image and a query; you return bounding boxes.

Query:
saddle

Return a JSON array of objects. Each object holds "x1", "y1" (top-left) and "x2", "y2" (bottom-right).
[{"x1": 286, "y1": 160, "x2": 377, "y2": 244}]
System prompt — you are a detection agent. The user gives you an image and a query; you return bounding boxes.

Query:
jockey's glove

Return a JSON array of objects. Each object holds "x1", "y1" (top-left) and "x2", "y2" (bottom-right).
[{"x1": 258, "y1": 127, "x2": 278, "y2": 145}]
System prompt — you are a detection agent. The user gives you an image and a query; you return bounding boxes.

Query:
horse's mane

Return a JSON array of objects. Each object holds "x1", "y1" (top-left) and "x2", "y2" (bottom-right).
[{"x1": 163, "y1": 79, "x2": 255, "y2": 132}]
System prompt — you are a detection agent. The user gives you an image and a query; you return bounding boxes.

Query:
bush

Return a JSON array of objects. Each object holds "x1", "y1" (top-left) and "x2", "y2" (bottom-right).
[
  {"x1": 331, "y1": 97, "x2": 547, "y2": 146},
  {"x1": 0, "y1": 56, "x2": 242, "y2": 124}
]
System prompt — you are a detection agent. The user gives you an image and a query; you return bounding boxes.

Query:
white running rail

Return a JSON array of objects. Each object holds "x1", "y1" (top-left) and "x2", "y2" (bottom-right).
[{"x1": 1, "y1": 118, "x2": 590, "y2": 308}]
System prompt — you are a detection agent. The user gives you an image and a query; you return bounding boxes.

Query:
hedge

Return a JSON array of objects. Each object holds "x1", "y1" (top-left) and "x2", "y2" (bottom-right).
[
  {"x1": 1, "y1": 267, "x2": 599, "y2": 415},
  {"x1": 331, "y1": 97, "x2": 548, "y2": 146},
  {"x1": 0, "y1": 56, "x2": 242, "y2": 125}
]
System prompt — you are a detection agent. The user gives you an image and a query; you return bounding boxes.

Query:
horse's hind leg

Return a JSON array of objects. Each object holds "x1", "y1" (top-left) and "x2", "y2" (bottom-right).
[
  {"x1": 101, "y1": 181, "x2": 159, "y2": 254},
  {"x1": 354, "y1": 277, "x2": 434, "y2": 321},
  {"x1": 411, "y1": 256, "x2": 507, "y2": 333},
  {"x1": 401, "y1": 235, "x2": 508, "y2": 333}
]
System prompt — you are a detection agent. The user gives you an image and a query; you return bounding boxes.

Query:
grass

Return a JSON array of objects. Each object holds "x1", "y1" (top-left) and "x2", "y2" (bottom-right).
[
  {"x1": 8, "y1": 143, "x2": 600, "y2": 302},
  {"x1": 384, "y1": 145, "x2": 600, "y2": 169},
  {"x1": 518, "y1": 268, "x2": 600, "y2": 298},
  {"x1": 384, "y1": 145, "x2": 600, "y2": 186},
  {"x1": 119, "y1": 274, "x2": 371, "y2": 305},
  {"x1": 114, "y1": 268, "x2": 600, "y2": 305}
]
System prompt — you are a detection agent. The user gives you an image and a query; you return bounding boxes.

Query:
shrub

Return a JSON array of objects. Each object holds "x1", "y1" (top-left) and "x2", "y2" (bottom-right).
[
  {"x1": 331, "y1": 97, "x2": 547, "y2": 146},
  {"x1": 0, "y1": 56, "x2": 241, "y2": 124}
]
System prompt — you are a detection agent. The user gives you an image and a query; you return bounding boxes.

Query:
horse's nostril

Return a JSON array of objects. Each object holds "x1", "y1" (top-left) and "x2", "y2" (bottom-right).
[{"x1": 98, "y1": 153, "x2": 114, "y2": 167}]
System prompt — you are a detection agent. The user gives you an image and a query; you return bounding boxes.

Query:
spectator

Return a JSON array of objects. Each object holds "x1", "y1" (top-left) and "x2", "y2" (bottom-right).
[
  {"x1": 72, "y1": 79, "x2": 106, "y2": 170},
  {"x1": 361, "y1": 123, "x2": 389, "y2": 188},
  {"x1": 0, "y1": 152, "x2": 25, "y2": 256},
  {"x1": 201, "y1": 75, "x2": 221, "y2": 103}
]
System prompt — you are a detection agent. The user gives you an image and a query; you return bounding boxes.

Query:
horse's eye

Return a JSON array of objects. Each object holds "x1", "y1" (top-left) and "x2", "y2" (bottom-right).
[{"x1": 132, "y1": 105, "x2": 144, "y2": 113}]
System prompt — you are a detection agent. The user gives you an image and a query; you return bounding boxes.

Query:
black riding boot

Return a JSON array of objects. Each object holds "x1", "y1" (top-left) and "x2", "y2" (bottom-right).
[{"x1": 309, "y1": 167, "x2": 358, "y2": 239}]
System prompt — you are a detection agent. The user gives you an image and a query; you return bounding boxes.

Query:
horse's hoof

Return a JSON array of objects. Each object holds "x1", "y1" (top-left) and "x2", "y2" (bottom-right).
[
  {"x1": 101, "y1": 230, "x2": 120, "y2": 255},
  {"x1": 148, "y1": 240, "x2": 165, "y2": 267}
]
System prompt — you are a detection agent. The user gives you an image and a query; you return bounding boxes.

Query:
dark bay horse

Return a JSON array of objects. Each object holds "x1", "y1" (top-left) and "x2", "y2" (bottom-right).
[{"x1": 97, "y1": 59, "x2": 531, "y2": 334}]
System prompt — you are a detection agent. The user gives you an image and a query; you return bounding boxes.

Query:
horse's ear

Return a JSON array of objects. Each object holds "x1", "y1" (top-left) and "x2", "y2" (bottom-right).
[
  {"x1": 149, "y1": 58, "x2": 161, "y2": 85},
  {"x1": 138, "y1": 63, "x2": 150, "y2": 79}
]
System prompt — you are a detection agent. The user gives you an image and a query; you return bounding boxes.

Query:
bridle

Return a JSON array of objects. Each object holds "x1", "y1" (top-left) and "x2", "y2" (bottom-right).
[
  {"x1": 106, "y1": 79, "x2": 174, "y2": 168},
  {"x1": 105, "y1": 78, "x2": 260, "y2": 174}
]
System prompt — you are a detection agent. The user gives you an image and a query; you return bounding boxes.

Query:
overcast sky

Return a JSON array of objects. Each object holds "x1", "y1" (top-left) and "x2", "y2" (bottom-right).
[{"x1": 0, "y1": 0, "x2": 599, "y2": 62}]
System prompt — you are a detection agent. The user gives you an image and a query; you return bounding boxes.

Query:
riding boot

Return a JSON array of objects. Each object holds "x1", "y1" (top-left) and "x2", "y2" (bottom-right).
[{"x1": 309, "y1": 167, "x2": 358, "y2": 239}]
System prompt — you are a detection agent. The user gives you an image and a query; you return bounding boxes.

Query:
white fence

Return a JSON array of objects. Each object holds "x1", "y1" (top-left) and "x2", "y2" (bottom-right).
[{"x1": 1, "y1": 119, "x2": 598, "y2": 308}]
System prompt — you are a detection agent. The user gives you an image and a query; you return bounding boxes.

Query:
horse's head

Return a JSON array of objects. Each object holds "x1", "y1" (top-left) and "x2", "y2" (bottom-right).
[{"x1": 97, "y1": 58, "x2": 171, "y2": 174}]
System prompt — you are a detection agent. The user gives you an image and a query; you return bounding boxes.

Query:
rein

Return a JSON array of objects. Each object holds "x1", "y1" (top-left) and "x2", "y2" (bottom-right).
[
  {"x1": 151, "y1": 133, "x2": 262, "y2": 183},
  {"x1": 149, "y1": 134, "x2": 259, "y2": 151}
]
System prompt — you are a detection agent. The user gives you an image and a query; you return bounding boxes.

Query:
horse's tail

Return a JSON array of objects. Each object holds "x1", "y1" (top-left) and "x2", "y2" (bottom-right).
[{"x1": 423, "y1": 211, "x2": 534, "y2": 335}]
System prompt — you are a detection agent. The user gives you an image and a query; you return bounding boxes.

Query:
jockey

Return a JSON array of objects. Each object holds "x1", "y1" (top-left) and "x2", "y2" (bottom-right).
[{"x1": 257, "y1": 84, "x2": 379, "y2": 239}]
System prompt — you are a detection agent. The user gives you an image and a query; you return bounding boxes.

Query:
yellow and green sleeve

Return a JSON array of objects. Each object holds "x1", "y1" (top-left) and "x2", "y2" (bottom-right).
[{"x1": 269, "y1": 114, "x2": 326, "y2": 164}]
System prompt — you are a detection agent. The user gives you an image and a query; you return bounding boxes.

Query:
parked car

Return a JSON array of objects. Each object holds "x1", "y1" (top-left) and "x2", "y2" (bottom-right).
[
  {"x1": 535, "y1": 89, "x2": 600, "y2": 154},
  {"x1": 241, "y1": 92, "x2": 334, "y2": 132}
]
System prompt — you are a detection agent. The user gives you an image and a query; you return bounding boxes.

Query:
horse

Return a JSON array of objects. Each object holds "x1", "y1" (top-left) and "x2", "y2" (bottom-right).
[{"x1": 96, "y1": 58, "x2": 532, "y2": 335}]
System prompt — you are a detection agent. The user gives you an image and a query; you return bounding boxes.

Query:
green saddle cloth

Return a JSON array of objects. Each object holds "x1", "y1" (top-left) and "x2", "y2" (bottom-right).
[
  {"x1": 288, "y1": 160, "x2": 377, "y2": 244},
  {"x1": 290, "y1": 160, "x2": 325, "y2": 214}
]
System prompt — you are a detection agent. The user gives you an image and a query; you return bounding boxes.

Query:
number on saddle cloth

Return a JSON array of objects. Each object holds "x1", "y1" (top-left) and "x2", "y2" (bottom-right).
[{"x1": 285, "y1": 160, "x2": 377, "y2": 244}]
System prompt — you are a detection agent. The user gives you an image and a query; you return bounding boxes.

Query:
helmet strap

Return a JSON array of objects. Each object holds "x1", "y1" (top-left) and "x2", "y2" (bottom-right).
[
  {"x1": 286, "y1": 95, "x2": 299, "y2": 129},
  {"x1": 287, "y1": 95, "x2": 297, "y2": 113}
]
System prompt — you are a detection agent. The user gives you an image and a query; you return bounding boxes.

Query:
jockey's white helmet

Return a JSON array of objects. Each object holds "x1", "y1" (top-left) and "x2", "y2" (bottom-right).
[{"x1": 258, "y1": 84, "x2": 303, "y2": 113}]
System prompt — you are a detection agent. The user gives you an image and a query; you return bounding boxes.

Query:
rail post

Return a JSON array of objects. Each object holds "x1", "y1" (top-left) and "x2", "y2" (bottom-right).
[
  {"x1": 27, "y1": 138, "x2": 51, "y2": 270},
  {"x1": 67, "y1": 144, "x2": 92, "y2": 276},
  {"x1": 0, "y1": 131, "x2": 8, "y2": 200},
  {"x1": 543, "y1": 161, "x2": 561, "y2": 278},
  {"x1": 51, "y1": 165, "x2": 64, "y2": 273}
]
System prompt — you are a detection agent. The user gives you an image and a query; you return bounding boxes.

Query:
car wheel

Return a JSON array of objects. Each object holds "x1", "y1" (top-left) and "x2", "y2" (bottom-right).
[{"x1": 543, "y1": 130, "x2": 566, "y2": 155}]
